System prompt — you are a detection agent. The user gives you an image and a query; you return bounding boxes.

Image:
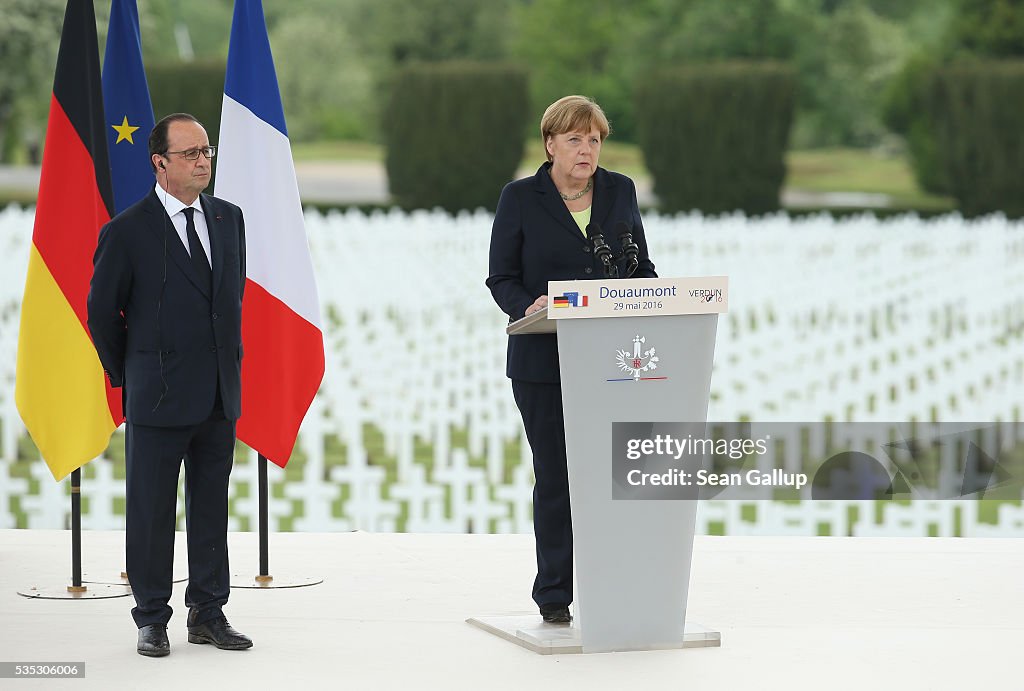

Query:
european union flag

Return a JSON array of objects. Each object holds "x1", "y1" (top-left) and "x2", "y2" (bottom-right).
[{"x1": 102, "y1": 0, "x2": 155, "y2": 213}]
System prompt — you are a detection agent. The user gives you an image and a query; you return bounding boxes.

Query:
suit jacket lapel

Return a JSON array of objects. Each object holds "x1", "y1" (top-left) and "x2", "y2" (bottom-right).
[
  {"x1": 201, "y1": 194, "x2": 224, "y2": 300},
  {"x1": 143, "y1": 189, "x2": 211, "y2": 299},
  {"x1": 533, "y1": 163, "x2": 589, "y2": 242}
]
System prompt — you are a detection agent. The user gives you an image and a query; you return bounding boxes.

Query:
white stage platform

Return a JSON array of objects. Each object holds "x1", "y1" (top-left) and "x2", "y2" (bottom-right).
[{"x1": 1, "y1": 530, "x2": 1021, "y2": 690}]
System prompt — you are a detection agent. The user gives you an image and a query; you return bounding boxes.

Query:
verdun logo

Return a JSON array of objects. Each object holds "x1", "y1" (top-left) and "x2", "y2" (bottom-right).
[{"x1": 689, "y1": 288, "x2": 723, "y2": 303}]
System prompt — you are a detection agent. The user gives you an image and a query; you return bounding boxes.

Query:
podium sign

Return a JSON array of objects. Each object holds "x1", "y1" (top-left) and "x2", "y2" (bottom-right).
[{"x1": 548, "y1": 276, "x2": 727, "y2": 320}]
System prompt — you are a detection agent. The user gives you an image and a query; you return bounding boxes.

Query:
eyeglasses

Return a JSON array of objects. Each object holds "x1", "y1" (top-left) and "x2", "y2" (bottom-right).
[{"x1": 163, "y1": 146, "x2": 217, "y2": 161}]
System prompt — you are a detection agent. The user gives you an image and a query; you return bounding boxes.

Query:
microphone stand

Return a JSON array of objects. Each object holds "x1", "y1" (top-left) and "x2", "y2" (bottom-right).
[
  {"x1": 590, "y1": 232, "x2": 619, "y2": 279},
  {"x1": 617, "y1": 230, "x2": 639, "y2": 278}
]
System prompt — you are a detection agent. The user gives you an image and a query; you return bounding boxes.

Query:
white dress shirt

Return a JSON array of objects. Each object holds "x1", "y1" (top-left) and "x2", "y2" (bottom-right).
[{"x1": 153, "y1": 182, "x2": 212, "y2": 266}]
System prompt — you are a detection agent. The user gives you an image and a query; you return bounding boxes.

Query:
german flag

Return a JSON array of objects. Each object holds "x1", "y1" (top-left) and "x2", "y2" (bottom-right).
[{"x1": 16, "y1": 0, "x2": 120, "y2": 481}]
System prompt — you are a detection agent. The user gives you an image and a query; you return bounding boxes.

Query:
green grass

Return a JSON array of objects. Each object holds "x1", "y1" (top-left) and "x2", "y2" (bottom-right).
[
  {"x1": 786, "y1": 148, "x2": 954, "y2": 211},
  {"x1": 787, "y1": 148, "x2": 915, "y2": 193},
  {"x1": 8, "y1": 421, "x2": 1023, "y2": 533},
  {"x1": 290, "y1": 137, "x2": 650, "y2": 181},
  {"x1": 286, "y1": 139, "x2": 953, "y2": 211},
  {"x1": 0, "y1": 141, "x2": 957, "y2": 213},
  {"x1": 291, "y1": 140, "x2": 385, "y2": 162}
]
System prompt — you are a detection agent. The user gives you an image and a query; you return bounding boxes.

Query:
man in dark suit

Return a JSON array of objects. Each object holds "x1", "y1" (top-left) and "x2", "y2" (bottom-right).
[
  {"x1": 486, "y1": 95, "x2": 657, "y2": 625},
  {"x1": 88, "y1": 113, "x2": 251, "y2": 657}
]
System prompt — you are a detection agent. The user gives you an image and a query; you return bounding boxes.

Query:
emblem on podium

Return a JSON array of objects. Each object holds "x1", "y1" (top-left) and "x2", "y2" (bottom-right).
[{"x1": 614, "y1": 335, "x2": 661, "y2": 381}]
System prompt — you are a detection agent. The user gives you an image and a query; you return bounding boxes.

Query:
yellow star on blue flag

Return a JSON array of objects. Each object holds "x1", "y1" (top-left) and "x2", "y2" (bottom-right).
[
  {"x1": 111, "y1": 115, "x2": 140, "y2": 144},
  {"x1": 103, "y1": 0, "x2": 155, "y2": 212}
]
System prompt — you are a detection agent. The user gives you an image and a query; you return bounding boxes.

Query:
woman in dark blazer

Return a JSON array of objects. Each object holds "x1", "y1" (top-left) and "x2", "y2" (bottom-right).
[{"x1": 486, "y1": 95, "x2": 657, "y2": 624}]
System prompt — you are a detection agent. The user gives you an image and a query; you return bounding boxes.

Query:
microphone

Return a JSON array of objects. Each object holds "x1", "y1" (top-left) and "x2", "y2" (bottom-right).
[
  {"x1": 615, "y1": 221, "x2": 639, "y2": 278},
  {"x1": 587, "y1": 223, "x2": 618, "y2": 278}
]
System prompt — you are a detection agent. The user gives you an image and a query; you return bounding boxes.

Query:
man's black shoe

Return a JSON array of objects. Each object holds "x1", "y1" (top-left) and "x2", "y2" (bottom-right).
[
  {"x1": 539, "y1": 603, "x2": 572, "y2": 624},
  {"x1": 137, "y1": 624, "x2": 170, "y2": 657},
  {"x1": 187, "y1": 616, "x2": 253, "y2": 650}
]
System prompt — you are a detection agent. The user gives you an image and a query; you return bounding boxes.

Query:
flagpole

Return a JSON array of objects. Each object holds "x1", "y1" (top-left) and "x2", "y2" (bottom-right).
[
  {"x1": 232, "y1": 450, "x2": 322, "y2": 590},
  {"x1": 16, "y1": 0, "x2": 139, "y2": 602},
  {"x1": 17, "y1": 465, "x2": 132, "y2": 600},
  {"x1": 221, "y1": 0, "x2": 323, "y2": 592},
  {"x1": 257, "y1": 454, "x2": 271, "y2": 583},
  {"x1": 70, "y1": 469, "x2": 84, "y2": 592}
]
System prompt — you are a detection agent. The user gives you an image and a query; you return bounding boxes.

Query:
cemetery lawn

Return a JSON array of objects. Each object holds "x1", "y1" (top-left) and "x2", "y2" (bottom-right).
[{"x1": 289, "y1": 141, "x2": 954, "y2": 213}]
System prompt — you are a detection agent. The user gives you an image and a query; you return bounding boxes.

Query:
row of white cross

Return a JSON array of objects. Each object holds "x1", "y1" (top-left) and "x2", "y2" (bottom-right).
[
  {"x1": 3, "y1": 450, "x2": 1021, "y2": 537},
  {"x1": 0, "y1": 204, "x2": 1022, "y2": 535}
]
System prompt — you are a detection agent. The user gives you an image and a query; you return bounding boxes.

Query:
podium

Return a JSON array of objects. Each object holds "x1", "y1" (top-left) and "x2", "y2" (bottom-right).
[{"x1": 469, "y1": 276, "x2": 728, "y2": 654}]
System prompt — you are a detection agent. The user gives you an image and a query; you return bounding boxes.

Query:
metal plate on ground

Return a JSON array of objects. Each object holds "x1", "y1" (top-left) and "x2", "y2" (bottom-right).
[
  {"x1": 467, "y1": 614, "x2": 721, "y2": 655},
  {"x1": 230, "y1": 573, "x2": 324, "y2": 589},
  {"x1": 18, "y1": 584, "x2": 133, "y2": 600}
]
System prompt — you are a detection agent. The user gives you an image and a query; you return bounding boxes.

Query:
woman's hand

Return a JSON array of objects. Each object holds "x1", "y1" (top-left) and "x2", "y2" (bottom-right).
[{"x1": 525, "y1": 295, "x2": 548, "y2": 316}]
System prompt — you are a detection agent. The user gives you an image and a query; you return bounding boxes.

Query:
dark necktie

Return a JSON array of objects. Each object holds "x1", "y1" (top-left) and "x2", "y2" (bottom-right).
[{"x1": 183, "y1": 207, "x2": 212, "y2": 292}]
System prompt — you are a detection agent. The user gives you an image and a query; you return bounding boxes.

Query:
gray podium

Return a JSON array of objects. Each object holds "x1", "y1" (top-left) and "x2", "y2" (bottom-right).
[{"x1": 469, "y1": 277, "x2": 728, "y2": 654}]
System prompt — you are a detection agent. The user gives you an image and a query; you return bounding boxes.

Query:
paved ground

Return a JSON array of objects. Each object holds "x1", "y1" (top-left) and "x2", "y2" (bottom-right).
[
  {"x1": 0, "y1": 165, "x2": 39, "y2": 194},
  {"x1": 1, "y1": 530, "x2": 1020, "y2": 690},
  {"x1": 0, "y1": 163, "x2": 891, "y2": 209}
]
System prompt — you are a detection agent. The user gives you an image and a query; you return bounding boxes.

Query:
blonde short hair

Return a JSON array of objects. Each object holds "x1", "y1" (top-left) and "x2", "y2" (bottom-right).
[{"x1": 540, "y1": 95, "x2": 611, "y2": 161}]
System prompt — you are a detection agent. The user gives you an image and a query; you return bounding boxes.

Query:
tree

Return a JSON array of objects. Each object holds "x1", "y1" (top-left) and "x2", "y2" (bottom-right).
[
  {"x1": 796, "y1": 0, "x2": 910, "y2": 146},
  {"x1": 349, "y1": 0, "x2": 511, "y2": 65},
  {"x1": 882, "y1": 0, "x2": 1024, "y2": 194},
  {"x1": 646, "y1": 0, "x2": 804, "y2": 62},
  {"x1": 0, "y1": 0, "x2": 64, "y2": 162},
  {"x1": 133, "y1": 0, "x2": 233, "y2": 63},
  {"x1": 510, "y1": 0, "x2": 652, "y2": 143},
  {"x1": 268, "y1": 0, "x2": 373, "y2": 141},
  {"x1": 510, "y1": 0, "x2": 810, "y2": 144},
  {"x1": 950, "y1": 0, "x2": 1024, "y2": 57},
  {"x1": 346, "y1": 0, "x2": 513, "y2": 140}
]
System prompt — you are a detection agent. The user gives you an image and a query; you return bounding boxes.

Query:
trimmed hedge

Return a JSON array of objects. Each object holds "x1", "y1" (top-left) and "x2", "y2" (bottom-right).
[
  {"x1": 931, "y1": 61, "x2": 1024, "y2": 218},
  {"x1": 882, "y1": 58, "x2": 949, "y2": 196},
  {"x1": 635, "y1": 62, "x2": 796, "y2": 215},
  {"x1": 382, "y1": 62, "x2": 528, "y2": 212}
]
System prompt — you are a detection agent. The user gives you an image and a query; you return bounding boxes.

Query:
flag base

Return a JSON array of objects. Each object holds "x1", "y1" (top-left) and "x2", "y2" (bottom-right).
[
  {"x1": 18, "y1": 583, "x2": 132, "y2": 600},
  {"x1": 230, "y1": 572, "x2": 323, "y2": 589}
]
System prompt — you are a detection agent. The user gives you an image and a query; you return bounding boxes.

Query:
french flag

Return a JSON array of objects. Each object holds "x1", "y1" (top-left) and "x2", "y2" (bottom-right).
[{"x1": 216, "y1": 0, "x2": 325, "y2": 467}]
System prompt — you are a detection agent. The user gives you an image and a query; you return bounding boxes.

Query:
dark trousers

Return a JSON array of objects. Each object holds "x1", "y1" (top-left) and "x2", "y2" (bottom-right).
[
  {"x1": 512, "y1": 379, "x2": 573, "y2": 607},
  {"x1": 125, "y1": 412, "x2": 235, "y2": 629}
]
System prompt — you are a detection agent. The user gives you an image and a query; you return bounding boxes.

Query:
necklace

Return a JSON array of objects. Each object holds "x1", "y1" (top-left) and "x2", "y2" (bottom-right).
[{"x1": 558, "y1": 178, "x2": 593, "y2": 201}]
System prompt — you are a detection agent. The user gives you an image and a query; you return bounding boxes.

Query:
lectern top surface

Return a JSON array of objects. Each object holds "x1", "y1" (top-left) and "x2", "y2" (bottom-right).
[{"x1": 506, "y1": 309, "x2": 554, "y2": 335}]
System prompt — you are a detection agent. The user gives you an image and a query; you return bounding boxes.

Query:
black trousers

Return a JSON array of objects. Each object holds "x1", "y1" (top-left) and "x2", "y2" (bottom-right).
[
  {"x1": 512, "y1": 379, "x2": 573, "y2": 607},
  {"x1": 124, "y1": 411, "x2": 235, "y2": 629}
]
